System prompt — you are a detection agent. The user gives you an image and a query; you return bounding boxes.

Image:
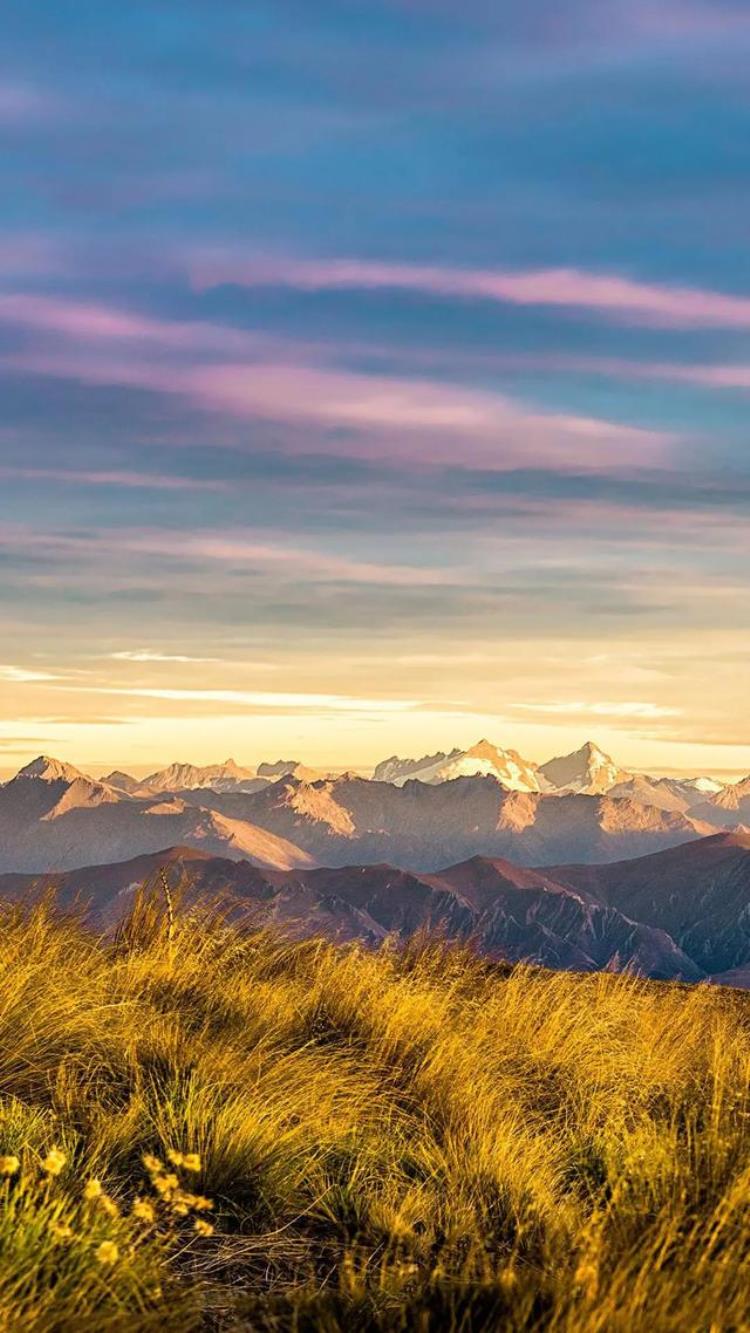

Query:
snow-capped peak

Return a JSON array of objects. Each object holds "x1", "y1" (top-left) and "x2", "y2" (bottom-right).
[
  {"x1": 683, "y1": 776, "x2": 725, "y2": 795},
  {"x1": 539, "y1": 742, "x2": 627, "y2": 795},
  {"x1": 373, "y1": 739, "x2": 541, "y2": 792}
]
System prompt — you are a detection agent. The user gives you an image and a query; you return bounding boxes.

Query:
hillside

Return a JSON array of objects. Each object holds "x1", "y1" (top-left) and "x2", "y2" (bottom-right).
[
  {"x1": 0, "y1": 841, "x2": 712, "y2": 983},
  {"x1": 0, "y1": 897, "x2": 749, "y2": 1330},
  {"x1": 548, "y1": 832, "x2": 750, "y2": 975}
]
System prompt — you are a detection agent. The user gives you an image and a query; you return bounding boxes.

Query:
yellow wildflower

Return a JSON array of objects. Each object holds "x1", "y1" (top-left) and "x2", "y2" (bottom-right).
[
  {"x1": 98, "y1": 1195, "x2": 119, "y2": 1218},
  {"x1": 182, "y1": 1153, "x2": 201, "y2": 1173},
  {"x1": 95, "y1": 1240, "x2": 119, "y2": 1265},
  {"x1": 193, "y1": 1218, "x2": 214, "y2": 1237},
  {"x1": 50, "y1": 1222, "x2": 73, "y2": 1241},
  {"x1": 172, "y1": 1202, "x2": 189, "y2": 1216},
  {"x1": 83, "y1": 1179, "x2": 102, "y2": 1201},
  {"x1": 41, "y1": 1149, "x2": 66, "y2": 1177},
  {"x1": 153, "y1": 1172, "x2": 179, "y2": 1195},
  {"x1": 132, "y1": 1198, "x2": 155, "y2": 1224},
  {"x1": 174, "y1": 1189, "x2": 213, "y2": 1211},
  {"x1": 0, "y1": 1156, "x2": 19, "y2": 1176},
  {"x1": 142, "y1": 1153, "x2": 163, "y2": 1174},
  {"x1": 166, "y1": 1149, "x2": 184, "y2": 1167}
]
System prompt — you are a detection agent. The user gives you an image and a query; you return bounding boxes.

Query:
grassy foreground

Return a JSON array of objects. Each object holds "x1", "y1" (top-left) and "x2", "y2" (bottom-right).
[{"x1": 0, "y1": 895, "x2": 749, "y2": 1331}]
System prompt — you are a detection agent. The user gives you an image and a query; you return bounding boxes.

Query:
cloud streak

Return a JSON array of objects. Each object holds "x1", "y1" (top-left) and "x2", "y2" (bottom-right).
[
  {"x1": 191, "y1": 254, "x2": 750, "y2": 331},
  {"x1": 511, "y1": 700, "x2": 682, "y2": 719},
  {"x1": 0, "y1": 466, "x2": 228, "y2": 492},
  {"x1": 67, "y1": 686, "x2": 421, "y2": 714},
  {"x1": 109, "y1": 650, "x2": 223, "y2": 664},
  {"x1": 0, "y1": 664, "x2": 59, "y2": 683},
  {"x1": 0, "y1": 289, "x2": 672, "y2": 472},
  {"x1": 0, "y1": 524, "x2": 466, "y2": 589}
]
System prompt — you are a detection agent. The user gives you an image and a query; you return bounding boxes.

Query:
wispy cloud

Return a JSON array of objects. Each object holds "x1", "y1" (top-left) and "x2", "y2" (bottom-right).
[
  {"x1": 191, "y1": 254, "x2": 750, "y2": 331},
  {"x1": 135, "y1": 533, "x2": 461, "y2": 586},
  {"x1": 0, "y1": 736, "x2": 54, "y2": 750},
  {"x1": 71, "y1": 686, "x2": 420, "y2": 714},
  {"x1": 456, "y1": 351, "x2": 750, "y2": 393},
  {"x1": 189, "y1": 362, "x2": 666, "y2": 470},
  {"x1": 108, "y1": 650, "x2": 223, "y2": 664},
  {"x1": 0, "y1": 467, "x2": 228, "y2": 492},
  {"x1": 511, "y1": 700, "x2": 682, "y2": 719},
  {"x1": 2, "y1": 526, "x2": 466, "y2": 588},
  {"x1": 0, "y1": 664, "x2": 59, "y2": 683},
  {"x1": 0, "y1": 288, "x2": 674, "y2": 470},
  {"x1": 0, "y1": 292, "x2": 258, "y2": 355}
]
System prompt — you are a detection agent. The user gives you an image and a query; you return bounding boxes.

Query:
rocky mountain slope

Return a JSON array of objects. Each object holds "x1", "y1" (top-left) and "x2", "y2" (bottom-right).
[
  {"x1": 0, "y1": 759, "x2": 313, "y2": 873},
  {"x1": 0, "y1": 842, "x2": 703, "y2": 982},
  {"x1": 194, "y1": 773, "x2": 718, "y2": 869},
  {"x1": 548, "y1": 832, "x2": 750, "y2": 976},
  {"x1": 538, "y1": 741, "x2": 628, "y2": 794},
  {"x1": 0, "y1": 755, "x2": 727, "y2": 874}
]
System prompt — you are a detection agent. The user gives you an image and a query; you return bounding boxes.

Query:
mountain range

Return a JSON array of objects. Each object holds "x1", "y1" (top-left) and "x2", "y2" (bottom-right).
[
  {"x1": 0, "y1": 742, "x2": 746, "y2": 876},
  {"x1": 1, "y1": 741, "x2": 749, "y2": 986},
  {"x1": 4, "y1": 831, "x2": 750, "y2": 986}
]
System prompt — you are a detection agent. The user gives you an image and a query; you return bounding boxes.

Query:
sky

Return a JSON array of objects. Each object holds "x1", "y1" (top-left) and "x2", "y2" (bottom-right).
[{"x1": 1, "y1": 0, "x2": 749, "y2": 779}]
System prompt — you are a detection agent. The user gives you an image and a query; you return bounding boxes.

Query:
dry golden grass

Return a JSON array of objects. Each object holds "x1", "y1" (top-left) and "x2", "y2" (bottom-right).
[{"x1": 0, "y1": 890, "x2": 748, "y2": 1330}]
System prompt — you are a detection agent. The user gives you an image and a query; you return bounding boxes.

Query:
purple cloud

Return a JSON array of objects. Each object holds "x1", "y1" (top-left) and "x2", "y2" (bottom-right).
[
  {"x1": 0, "y1": 289, "x2": 673, "y2": 471},
  {"x1": 190, "y1": 253, "x2": 750, "y2": 331},
  {"x1": 3, "y1": 345, "x2": 671, "y2": 470}
]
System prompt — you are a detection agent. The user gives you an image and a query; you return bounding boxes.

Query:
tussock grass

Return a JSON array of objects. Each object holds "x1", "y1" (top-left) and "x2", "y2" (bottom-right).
[{"x1": 0, "y1": 893, "x2": 748, "y2": 1329}]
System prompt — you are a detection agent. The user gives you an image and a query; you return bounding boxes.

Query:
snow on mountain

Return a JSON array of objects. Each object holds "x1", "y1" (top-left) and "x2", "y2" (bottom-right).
[
  {"x1": 688, "y1": 773, "x2": 750, "y2": 827},
  {"x1": 539, "y1": 742, "x2": 627, "y2": 795},
  {"x1": 683, "y1": 776, "x2": 725, "y2": 796},
  {"x1": 373, "y1": 740, "x2": 542, "y2": 792}
]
